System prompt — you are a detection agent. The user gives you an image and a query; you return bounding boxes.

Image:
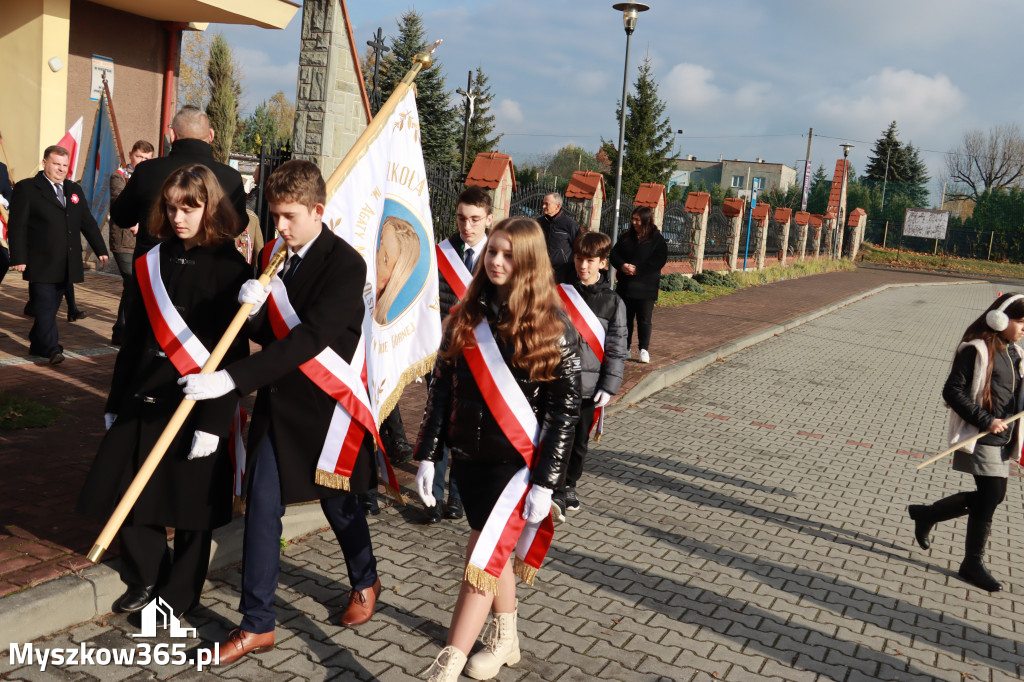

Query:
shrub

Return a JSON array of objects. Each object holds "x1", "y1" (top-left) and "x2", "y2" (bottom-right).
[
  {"x1": 693, "y1": 271, "x2": 738, "y2": 288},
  {"x1": 660, "y1": 273, "x2": 704, "y2": 293}
]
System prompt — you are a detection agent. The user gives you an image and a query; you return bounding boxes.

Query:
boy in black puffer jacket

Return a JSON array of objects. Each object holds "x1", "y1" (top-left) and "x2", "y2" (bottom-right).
[{"x1": 553, "y1": 231, "x2": 627, "y2": 519}]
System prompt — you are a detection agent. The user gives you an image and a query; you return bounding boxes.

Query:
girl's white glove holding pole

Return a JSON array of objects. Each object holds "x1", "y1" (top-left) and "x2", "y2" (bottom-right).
[
  {"x1": 522, "y1": 485, "x2": 553, "y2": 523},
  {"x1": 416, "y1": 461, "x2": 436, "y2": 507}
]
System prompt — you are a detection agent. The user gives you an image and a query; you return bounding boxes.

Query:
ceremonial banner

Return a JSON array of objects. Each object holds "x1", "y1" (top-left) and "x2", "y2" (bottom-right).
[
  {"x1": 81, "y1": 90, "x2": 120, "y2": 232},
  {"x1": 322, "y1": 88, "x2": 441, "y2": 426}
]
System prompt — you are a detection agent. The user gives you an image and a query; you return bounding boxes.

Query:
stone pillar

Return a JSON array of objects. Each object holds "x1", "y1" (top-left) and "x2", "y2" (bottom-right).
[
  {"x1": 810, "y1": 215, "x2": 823, "y2": 258},
  {"x1": 847, "y1": 209, "x2": 867, "y2": 260},
  {"x1": 721, "y1": 198, "x2": 744, "y2": 272},
  {"x1": 293, "y1": 0, "x2": 369, "y2": 173},
  {"x1": 566, "y1": 170, "x2": 605, "y2": 231},
  {"x1": 684, "y1": 191, "x2": 710, "y2": 274},
  {"x1": 822, "y1": 214, "x2": 835, "y2": 258},
  {"x1": 794, "y1": 211, "x2": 810, "y2": 261},
  {"x1": 752, "y1": 204, "x2": 770, "y2": 270},
  {"x1": 775, "y1": 208, "x2": 792, "y2": 266}
]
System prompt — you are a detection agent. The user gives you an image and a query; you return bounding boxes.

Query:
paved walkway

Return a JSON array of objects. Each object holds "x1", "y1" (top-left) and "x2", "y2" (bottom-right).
[{"x1": 6, "y1": 267, "x2": 1021, "y2": 680}]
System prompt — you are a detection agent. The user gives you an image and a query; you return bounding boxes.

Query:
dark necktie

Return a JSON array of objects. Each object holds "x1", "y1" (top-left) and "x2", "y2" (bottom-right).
[
  {"x1": 464, "y1": 247, "x2": 474, "y2": 271},
  {"x1": 281, "y1": 254, "x2": 302, "y2": 284},
  {"x1": 54, "y1": 182, "x2": 66, "y2": 208}
]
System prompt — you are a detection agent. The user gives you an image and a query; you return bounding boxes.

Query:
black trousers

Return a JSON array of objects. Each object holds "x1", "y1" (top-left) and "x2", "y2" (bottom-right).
[
  {"x1": 968, "y1": 475, "x2": 1007, "y2": 522},
  {"x1": 563, "y1": 398, "x2": 597, "y2": 491},
  {"x1": 112, "y1": 252, "x2": 134, "y2": 337},
  {"x1": 118, "y1": 524, "x2": 213, "y2": 616},
  {"x1": 624, "y1": 297, "x2": 655, "y2": 351},
  {"x1": 27, "y1": 281, "x2": 66, "y2": 356},
  {"x1": 0, "y1": 245, "x2": 9, "y2": 285}
]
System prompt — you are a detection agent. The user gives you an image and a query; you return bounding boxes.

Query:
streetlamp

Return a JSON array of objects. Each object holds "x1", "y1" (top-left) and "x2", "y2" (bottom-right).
[
  {"x1": 610, "y1": 2, "x2": 649, "y2": 247},
  {"x1": 836, "y1": 142, "x2": 854, "y2": 258}
]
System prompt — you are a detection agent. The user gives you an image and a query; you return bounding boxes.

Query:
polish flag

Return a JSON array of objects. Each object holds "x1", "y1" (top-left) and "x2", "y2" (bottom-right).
[{"x1": 57, "y1": 117, "x2": 83, "y2": 181}]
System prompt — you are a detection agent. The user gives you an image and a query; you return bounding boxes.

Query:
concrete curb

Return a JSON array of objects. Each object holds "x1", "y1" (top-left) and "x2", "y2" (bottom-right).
[{"x1": 0, "y1": 277, "x2": 985, "y2": 648}]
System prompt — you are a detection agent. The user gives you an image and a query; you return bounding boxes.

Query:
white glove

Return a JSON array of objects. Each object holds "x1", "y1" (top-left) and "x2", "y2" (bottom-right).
[
  {"x1": 188, "y1": 430, "x2": 220, "y2": 460},
  {"x1": 522, "y1": 485, "x2": 553, "y2": 524},
  {"x1": 416, "y1": 461, "x2": 436, "y2": 508},
  {"x1": 178, "y1": 370, "x2": 236, "y2": 401},
  {"x1": 238, "y1": 279, "x2": 271, "y2": 316},
  {"x1": 593, "y1": 390, "x2": 613, "y2": 408},
  {"x1": 104, "y1": 413, "x2": 117, "y2": 430}
]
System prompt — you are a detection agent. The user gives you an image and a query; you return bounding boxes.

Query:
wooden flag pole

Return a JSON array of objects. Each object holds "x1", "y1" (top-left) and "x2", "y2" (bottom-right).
[
  {"x1": 916, "y1": 409, "x2": 1024, "y2": 470},
  {"x1": 87, "y1": 244, "x2": 288, "y2": 563},
  {"x1": 102, "y1": 78, "x2": 126, "y2": 168}
]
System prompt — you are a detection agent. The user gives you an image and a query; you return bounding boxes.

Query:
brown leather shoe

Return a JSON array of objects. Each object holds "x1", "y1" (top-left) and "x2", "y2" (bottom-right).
[
  {"x1": 215, "y1": 627, "x2": 274, "y2": 665},
  {"x1": 340, "y1": 577, "x2": 381, "y2": 626}
]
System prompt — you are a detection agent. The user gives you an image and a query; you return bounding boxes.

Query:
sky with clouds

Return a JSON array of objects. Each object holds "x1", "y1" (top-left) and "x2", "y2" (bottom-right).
[{"x1": 214, "y1": 0, "x2": 1024, "y2": 203}]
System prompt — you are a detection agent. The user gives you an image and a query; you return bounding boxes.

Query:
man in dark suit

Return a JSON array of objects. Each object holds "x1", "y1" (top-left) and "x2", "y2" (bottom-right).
[
  {"x1": 8, "y1": 145, "x2": 109, "y2": 364},
  {"x1": 181, "y1": 160, "x2": 382, "y2": 665},
  {"x1": 111, "y1": 105, "x2": 247, "y2": 262}
]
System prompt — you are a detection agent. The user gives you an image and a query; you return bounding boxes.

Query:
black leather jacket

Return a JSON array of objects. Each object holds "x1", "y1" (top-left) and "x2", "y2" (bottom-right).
[{"x1": 415, "y1": 291, "x2": 582, "y2": 489}]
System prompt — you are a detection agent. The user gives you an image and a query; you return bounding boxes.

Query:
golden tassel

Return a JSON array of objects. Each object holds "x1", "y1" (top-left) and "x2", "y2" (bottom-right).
[
  {"x1": 383, "y1": 482, "x2": 406, "y2": 505},
  {"x1": 464, "y1": 563, "x2": 499, "y2": 596},
  {"x1": 513, "y1": 557, "x2": 538, "y2": 586},
  {"x1": 315, "y1": 469, "x2": 352, "y2": 491},
  {"x1": 375, "y1": 352, "x2": 438, "y2": 427},
  {"x1": 594, "y1": 433, "x2": 602, "y2": 443}
]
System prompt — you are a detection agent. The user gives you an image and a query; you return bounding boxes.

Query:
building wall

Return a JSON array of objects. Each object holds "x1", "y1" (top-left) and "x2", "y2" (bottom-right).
[
  {"x1": 67, "y1": 0, "x2": 169, "y2": 178},
  {"x1": 673, "y1": 158, "x2": 796, "y2": 200}
]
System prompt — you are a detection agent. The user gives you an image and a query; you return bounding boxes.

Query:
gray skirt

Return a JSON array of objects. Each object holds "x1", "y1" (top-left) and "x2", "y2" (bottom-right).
[{"x1": 952, "y1": 442, "x2": 1013, "y2": 478}]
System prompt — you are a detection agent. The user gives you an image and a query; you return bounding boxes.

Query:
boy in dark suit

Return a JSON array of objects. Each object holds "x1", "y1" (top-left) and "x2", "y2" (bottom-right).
[
  {"x1": 8, "y1": 145, "x2": 108, "y2": 363},
  {"x1": 181, "y1": 160, "x2": 381, "y2": 665}
]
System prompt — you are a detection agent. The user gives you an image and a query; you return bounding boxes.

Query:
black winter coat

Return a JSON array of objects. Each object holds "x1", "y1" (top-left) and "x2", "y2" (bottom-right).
[
  {"x1": 8, "y1": 172, "x2": 108, "y2": 283},
  {"x1": 227, "y1": 228, "x2": 373, "y2": 504},
  {"x1": 610, "y1": 229, "x2": 668, "y2": 301},
  {"x1": 415, "y1": 288, "x2": 582, "y2": 489},
  {"x1": 77, "y1": 239, "x2": 250, "y2": 530},
  {"x1": 943, "y1": 343, "x2": 1024, "y2": 446},
  {"x1": 110, "y1": 138, "x2": 247, "y2": 260},
  {"x1": 568, "y1": 272, "x2": 628, "y2": 398},
  {"x1": 538, "y1": 210, "x2": 580, "y2": 284}
]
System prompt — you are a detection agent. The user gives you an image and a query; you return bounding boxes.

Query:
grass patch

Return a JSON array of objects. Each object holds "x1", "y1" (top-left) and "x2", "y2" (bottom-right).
[
  {"x1": 0, "y1": 392, "x2": 61, "y2": 430},
  {"x1": 655, "y1": 258, "x2": 856, "y2": 308},
  {"x1": 859, "y1": 243, "x2": 1024, "y2": 279}
]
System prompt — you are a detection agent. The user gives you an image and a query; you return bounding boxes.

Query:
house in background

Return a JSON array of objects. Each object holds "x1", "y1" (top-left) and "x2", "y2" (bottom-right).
[{"x1": 670, "y1": 156, "x2": 797, "y2": 201}]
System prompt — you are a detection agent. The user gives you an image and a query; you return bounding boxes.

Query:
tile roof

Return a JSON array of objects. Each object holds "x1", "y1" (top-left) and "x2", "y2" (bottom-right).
[
  {"x1": 465, "y1": 152, "x2": 516, "y2": 191},
  {"x1": 794, "y1": 211, "x2": 810, "y2": 225},
  {"x1": 565, "y1": 170, "x2": 606, "y2": 200},
  {"x1": 848, "y1": 207, "x2": 867, "y2": 226},
  {"x1": 684, "y1": 191, "x2": 710, "y2": 214},
  {"x1": 722, "y1": 197, "x2": 745, "y2": 217},
  {"x1": 809, "y1": 214, "x2": 823, "y2": 228},
  {"x1": 774, "y1": 207, "x2": 793, "y2": 223},
  {"x1": 752, "y1": 204, "x2": 770, "y2": 222},
  {"x1": 634, "y1": 182, "x2": 667, "y2": 207}
]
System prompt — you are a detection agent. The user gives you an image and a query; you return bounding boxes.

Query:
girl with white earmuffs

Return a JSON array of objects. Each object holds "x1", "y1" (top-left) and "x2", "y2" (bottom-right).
[{"x1": 908, "y1": 292, "x2": 1024, "y2": 592}]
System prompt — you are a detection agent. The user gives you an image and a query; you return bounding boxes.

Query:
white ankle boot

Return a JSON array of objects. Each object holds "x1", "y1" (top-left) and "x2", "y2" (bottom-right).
[
  {"x1": 464, "y1": 608, "x2": 521, "y2": 679},
  {"x1": 424, "y1": 645, "x2": 467, "y2": 682}
]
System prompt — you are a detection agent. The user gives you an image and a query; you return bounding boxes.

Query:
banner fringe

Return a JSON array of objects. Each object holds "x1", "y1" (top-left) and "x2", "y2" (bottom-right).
[
  {"x1": 315, "y1": 469, "x2": 352, "y2": 491},
  {"x1": 464, "y1": 563, "x2": 499, "y2": 596},
  {"x1": 383, "y1": 482, "x2": 406, "y2": 506},
  {"x1": 513, "y1": 557, "x2": 538, "y2": 586},
  {"x1": 377, "y1": 352, "x2": 437, "y2": 425}
]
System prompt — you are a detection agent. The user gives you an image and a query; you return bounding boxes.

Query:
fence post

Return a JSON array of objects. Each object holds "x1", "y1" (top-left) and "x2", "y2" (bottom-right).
[
  {"x1": 883, "y1": 221, "x2": 888, "y2": 249},
  {"x1": 988, "y1": 231, "x2": 995, "y2": 260}
]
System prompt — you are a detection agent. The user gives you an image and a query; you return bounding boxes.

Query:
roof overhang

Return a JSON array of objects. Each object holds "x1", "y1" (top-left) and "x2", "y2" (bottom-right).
[{"x1": 89, "y1": 0, "x2": 300, "y2": 30}]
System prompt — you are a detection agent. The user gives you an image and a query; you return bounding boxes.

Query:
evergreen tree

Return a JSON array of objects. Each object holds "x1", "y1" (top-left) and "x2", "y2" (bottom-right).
[
  {"x1": 463, "y1": 66, "x2": 502, "y2": 167},
  {"x1": 806, "y1": 164, "x2": 830, "y2": 214},
  {"x1": 863, "y1": 121, "x2": 930, "y2": 208},
  {"x1": 206, "y1": 33, "x2": 241, "y2": 163},
  {"x1": 378, "y1": 11, "x2": 459, "y2": 167},
  {"x1": 601, "y1": 56, "x2": 676, "y2": 200},
  {"x1": 239, "y1": 102, "x2": 279, "y2": 154}
]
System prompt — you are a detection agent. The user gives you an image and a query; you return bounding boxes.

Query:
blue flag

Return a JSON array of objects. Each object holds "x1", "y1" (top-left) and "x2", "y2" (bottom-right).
[{"x1": 81, "y1": 92, "x2": 120, "y2": 230}]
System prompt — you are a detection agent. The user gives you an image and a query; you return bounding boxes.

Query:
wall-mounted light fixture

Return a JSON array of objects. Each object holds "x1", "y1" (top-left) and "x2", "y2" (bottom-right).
[{"x1": 47, "y1": 57, "x2": 63, "y2": 72}]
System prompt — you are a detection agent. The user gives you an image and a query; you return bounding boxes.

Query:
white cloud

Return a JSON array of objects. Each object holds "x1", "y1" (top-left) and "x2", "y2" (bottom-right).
[
  {"x1": 233, "y1": 47, "x2": 299, "y2": 111},
  {"x1": 664, "y1": 63, "x2": 722, "y2": 111},
  {"x1": 814, "y1": 68, "x2": 965, "y2": 135},
  {"x1": 495, "y1": 99, "x2": 524, "y2": 125}
]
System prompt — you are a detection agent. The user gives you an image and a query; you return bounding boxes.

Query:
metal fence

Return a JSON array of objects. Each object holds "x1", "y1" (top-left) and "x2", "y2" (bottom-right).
[
  {"x1": 425, "y1": 163, "x2": 464, "y2": 242},
  {"x1": 662, "y1": 202, "x2": 694, "y2": 260},
  {"x1": 862, "y1": 219, "x2": 1024, "y2": 261},
  {"x1": 705, "y1": 205, "x2": 731, "y2": 260},
  {"x1": 253, "y1": 143, "x2": 291, "y2": 243}
]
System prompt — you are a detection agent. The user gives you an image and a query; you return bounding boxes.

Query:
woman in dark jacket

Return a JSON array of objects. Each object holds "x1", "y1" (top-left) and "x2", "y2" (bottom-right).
[
  {"x1": 77, "y1": 165, "x2": 250, "y2": 619},
  {"x1": 415, "y1": 217, "x2": 581, "y2": 681},
  {"x1": 610, "y1": 205, "x2": 668, "y2": 364}
]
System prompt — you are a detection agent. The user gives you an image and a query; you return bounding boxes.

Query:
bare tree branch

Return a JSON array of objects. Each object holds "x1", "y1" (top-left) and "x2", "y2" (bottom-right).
[{"x1": 946, "y1": 123, "x2": 1024, "y2": 201}]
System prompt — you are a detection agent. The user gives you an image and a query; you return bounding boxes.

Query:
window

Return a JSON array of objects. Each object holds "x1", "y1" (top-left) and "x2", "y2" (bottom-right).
[
  {"x1": 731, "y1": 175, "x2": 744, "y2": 188},
  {"x1": 754, "y1": 177, "x2": 766, "y2": 191}
]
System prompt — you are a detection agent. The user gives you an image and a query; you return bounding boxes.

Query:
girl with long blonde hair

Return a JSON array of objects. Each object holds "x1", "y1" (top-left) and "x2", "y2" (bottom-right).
[{"x1": 414, "y1": 217, "x2": 581, "y2": 681}]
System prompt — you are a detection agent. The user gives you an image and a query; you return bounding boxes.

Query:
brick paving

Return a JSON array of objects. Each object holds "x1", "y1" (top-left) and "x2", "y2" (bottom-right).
[{"x1": 4, "y1": 266, "x2": 1016, "y2": 680}]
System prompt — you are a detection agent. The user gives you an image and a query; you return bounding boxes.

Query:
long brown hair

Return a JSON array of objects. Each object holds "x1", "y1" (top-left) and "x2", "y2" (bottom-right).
[
  {"x1": 442, "y1": 217, "x2": 565, "y2": 382},
  {"x1": 959, "y1": 292, "x2": 1024, "y2": 411},
  {"x1": 631, "y1": 205, "x2": 656, "y2": 242},
  {"x1": 148, "y1": 164, "x2": 237, "y2": 246}
]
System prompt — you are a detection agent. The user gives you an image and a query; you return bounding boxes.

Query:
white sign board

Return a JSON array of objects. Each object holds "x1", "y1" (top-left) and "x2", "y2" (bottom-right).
[
  {"x1": 90, "y1": 55, "x2": 114, "y2": 101},
  {"x1": 902, "y1": 208, "x2": 949, "y2": 240}
]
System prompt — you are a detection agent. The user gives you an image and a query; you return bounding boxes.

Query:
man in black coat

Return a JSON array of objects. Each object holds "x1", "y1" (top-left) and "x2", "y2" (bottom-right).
[
  {"x1": 111, "y1": 105, "x2": 247, "y2": 261},
  {"x1": 538, "y1": 192, "x2": 580, "y2": 284},
  {"x1": 8, "y1": 146, "x2": 108, "y2": 364}
]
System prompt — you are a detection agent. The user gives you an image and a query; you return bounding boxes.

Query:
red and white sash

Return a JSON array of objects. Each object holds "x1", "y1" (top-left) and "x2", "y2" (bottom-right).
[
  {"x1": 558, "y1": 283, "x2": 608, "y2": 439},
  {"x1": 436, "y1": 239, "x2": 472, "y2": 302},
  {"x1": 258, "y1": 239, "x2": 402, "y2": 500},
  {"x1": 135, "y1": 243, "x2": 247, "y2": 493},
  {"x1": 463, "y1": 320, "x2": 556, "y2": 592}
]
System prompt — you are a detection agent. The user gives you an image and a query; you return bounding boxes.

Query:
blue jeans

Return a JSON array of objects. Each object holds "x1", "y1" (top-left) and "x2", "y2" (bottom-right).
[{"x1": 432, "y1": 444, "x2": 461, "y2": 505}]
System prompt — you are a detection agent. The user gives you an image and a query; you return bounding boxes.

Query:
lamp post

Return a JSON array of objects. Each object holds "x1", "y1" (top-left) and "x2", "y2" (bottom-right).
[
  {"x1": 836, "y1": 142, "x2": 854, "y2": 258},
  {"x1": 610, "y1": 2, "x2": 649, "y2": 247}
]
